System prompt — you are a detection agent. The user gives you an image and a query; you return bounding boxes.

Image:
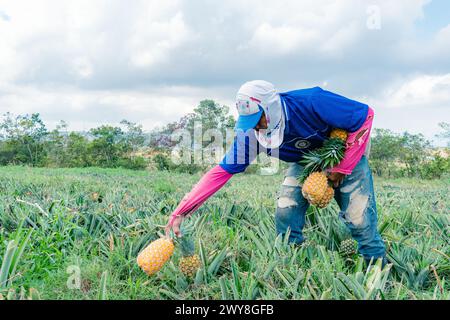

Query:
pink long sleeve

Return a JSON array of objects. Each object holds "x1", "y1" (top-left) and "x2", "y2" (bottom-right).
[
  {"x1": 168, "y1": 165, "x2": 233, "y2": 225},
  {"x1": 329, "y1": 107, "x2": 374, "y2": 175}
]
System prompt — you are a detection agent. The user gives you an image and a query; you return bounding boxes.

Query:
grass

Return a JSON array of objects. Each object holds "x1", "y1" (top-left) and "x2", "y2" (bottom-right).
[{"x1": 0, "y1": 165, "x2": 449, "y2": 300}]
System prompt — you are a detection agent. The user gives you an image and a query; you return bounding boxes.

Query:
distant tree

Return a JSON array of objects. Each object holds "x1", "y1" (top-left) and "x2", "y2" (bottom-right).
[
  {"x1": 369, "y1": 129, "x2": 403, "y2": 177},
  {"x1": 419, "y1": 154, "x2": 450, "y2": 179},
  {"x1": 45, "y1": 121, "x2": 91, "y2": 168},
  {"x1": 149, "y1": 99, "x2": 235, "y2": 150},
  {"x1": 65, "y1": 132, "x2": 91, "y2": 167},
  {"x1": 436, "y1": 122, "x2": 450, "y2": 147},
  {"x1": 370, "y1": 128, "x2": 436, "y2": 178},
  {"x1": 148, "y1": 113, "x2": 196, "y2": 150},
  {"x1": 45, "y1": 121, "x2": 69, "y2": 167},
  {"x1": 398, "y1": 132, "x2": 431, "y2": 176},
  {"x1": 88, "y1": 125, "x2": 127, "y2": 167},
  {"x1": 186, "y1": 99, "x2": 236, "y2": 133},
  {"x1": 0, "y1": 113, "x2": 48, "y2": 166},
  {"x1": 120, "y1": 120, "x2": 146, "y2": 153}
]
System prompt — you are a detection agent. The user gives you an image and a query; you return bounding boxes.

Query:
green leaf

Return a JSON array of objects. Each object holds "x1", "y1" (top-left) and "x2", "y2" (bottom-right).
[
  {"x1": 198, "y1": 239, "x2": 208, "y2": 283},
  {"x1": 207, "y1": 247, "x2": 228, "y2": 276},
  {"x1": 219, "y1": 276, "x2": 230, "y2": 300},
  {"x1": 9, "y1": 228, "x2": 33, "y2": 287},
  {"x1": 98, "y1": 270, "x2": 108, "y2": 300},
  {"x1": 0, "y1": 241, "x2": 17, "y2": 289}
]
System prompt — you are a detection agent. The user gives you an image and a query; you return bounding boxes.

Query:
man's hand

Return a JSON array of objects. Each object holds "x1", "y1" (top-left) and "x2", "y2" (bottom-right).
[
  {"x1": 165, "y1": 215, "x2": 184, "y2": 238},
  {"x1": 328, "y1": 172, "x2": 346, "y2": 188}
]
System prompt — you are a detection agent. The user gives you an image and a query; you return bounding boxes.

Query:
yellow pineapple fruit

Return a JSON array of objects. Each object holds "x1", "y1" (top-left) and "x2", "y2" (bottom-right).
[
  {"x1": 330, "y1": 128, "x2": 348, "y2": 142},
  {"x1": 137, "y1": 237, "x2": 174, "y2": 276},
  {"x1": 316, "y1": 186, "x2": 335, "y2": 208},
  {"x1": 302, "y1": 171, "x2": 329, "y2": 206},
  {"x1": 177, "y1": 236, "x2": 201, "y2": 278}
]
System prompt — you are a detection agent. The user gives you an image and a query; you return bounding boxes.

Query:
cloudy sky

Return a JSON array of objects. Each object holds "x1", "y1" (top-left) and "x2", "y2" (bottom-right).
[{"x1": 0, "y1": 0, "x2": 449, "y2": 144}]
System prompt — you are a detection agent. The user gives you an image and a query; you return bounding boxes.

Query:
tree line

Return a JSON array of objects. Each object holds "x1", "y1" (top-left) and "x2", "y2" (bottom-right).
[
  {"x1": 0, "y1": 100, "x2": 449, "y2": 179},
  {"x1": 0, "y1": 113, "x2": 148, "y2": 170},
  {"x1": 370, "y1": 126, "x2": 449, "y2": 179}
]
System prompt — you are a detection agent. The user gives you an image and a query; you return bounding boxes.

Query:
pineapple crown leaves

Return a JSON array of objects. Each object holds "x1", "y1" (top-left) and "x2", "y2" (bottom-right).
[
  {"x1": 321, "y1": 138, "x2": 345, "y2": 162},
  {"x1": 174, "y1": 225, "x2": 196, "y2": 257},
  {"x1": 297, "y1": 137, "x2": 346, "y2": 183},
  {"x1": 178, "y1": 236, "x2": 196, "y2": 257},
  {"x1": 298, "y1": 151, "x2": 323, "y2": 182}
]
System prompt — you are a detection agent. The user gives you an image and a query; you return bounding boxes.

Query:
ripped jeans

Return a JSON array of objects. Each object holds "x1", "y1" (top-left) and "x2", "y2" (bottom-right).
[{"x1": 275, "y1": 156, "x2": 386, "y2": 263}]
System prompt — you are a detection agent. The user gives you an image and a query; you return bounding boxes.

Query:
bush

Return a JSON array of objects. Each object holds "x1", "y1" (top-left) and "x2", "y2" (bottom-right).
[
  {"x1": 419, "y1": 155, "x2": 450, "y2": 179},
  {"x1": 153, "y1": 153, "x2": 172, "y2": 171},
  {"x1": 369, "y1": 129, "x2": 450, "y2": 179},
  {"x1": 151, "y1": 153, "x2": 207, "y2": 174},
  {"x1": 117, "y1": 156, "x2": 148, "y2": 170},
  {"x1": 170, "y1": 163, "x2": 206, "y2": 174}
]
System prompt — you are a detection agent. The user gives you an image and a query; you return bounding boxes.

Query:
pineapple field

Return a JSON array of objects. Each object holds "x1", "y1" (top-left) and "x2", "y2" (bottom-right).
[{"x1": 0, "y1": 165, "x2": 449, "y2": 300}]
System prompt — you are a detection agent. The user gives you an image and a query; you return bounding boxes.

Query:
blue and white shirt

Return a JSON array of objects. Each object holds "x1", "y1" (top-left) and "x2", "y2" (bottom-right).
[{"x1": 219, "y1": 87, "x2": 369, "y2": 174}]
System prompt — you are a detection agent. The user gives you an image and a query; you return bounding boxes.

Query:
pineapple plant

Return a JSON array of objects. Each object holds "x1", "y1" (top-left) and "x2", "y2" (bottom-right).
[
  {"x1": 137, "y1": 237, "x2": 175, "y2": 276},
  {"x1": 340, "y1": 238, "x2": 357, "y2": 256},
  {"x1": 177, "y1": 236, "x2": 201, "y2": 278},
  {"x1": 0, "y1": 287, "x2": 41, "y2": 300},
  {"x1": 298, "y1": 128, "x2": 348, "y2": 208}
]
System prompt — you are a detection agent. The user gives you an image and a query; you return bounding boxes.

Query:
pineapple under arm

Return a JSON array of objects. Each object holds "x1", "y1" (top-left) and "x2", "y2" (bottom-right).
[{"x1": 329, "y1": 128, "x2": 348, "y2": 142}]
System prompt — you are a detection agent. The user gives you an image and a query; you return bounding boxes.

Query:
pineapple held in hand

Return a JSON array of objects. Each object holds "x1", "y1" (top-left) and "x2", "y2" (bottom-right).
[
  {"x1": 177, "y1": 236, "x2": 201, "y2": 278},
  {"x1": 298, "y1": 128, "x2": 348, "y2": 208},
  {"x1": 302, "y1": 173, "x2": 335, "y2": 208},
  {"x1": 137, "y1": 237, "x2": 175, "y2": 276},
  {"x1": 302, "y1": 172, "x2": 329, "y2": 205},
  {"x1": 315, "y1": 186, "x2": 335, "y2": 209}
]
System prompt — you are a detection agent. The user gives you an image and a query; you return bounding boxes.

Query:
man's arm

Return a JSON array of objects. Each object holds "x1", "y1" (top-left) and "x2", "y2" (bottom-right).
[
  {"x1": 165, "y1": 130, "x2": 260, "y2": 236},
  {"x1": 166, "y1": 165, "x2": 233, "y2": 236}
]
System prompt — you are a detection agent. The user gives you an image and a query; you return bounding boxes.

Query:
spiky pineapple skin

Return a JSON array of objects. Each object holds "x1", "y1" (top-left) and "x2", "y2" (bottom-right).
[
  {"x1": 316, "y1": 186, "x2": 335, "y2": 208},
  {"x1": 179, "y1": 254, "x2": 201, "y2": 278},
  {"x1": 137, "y1": 238, "x2": 174, "y2": 275},
  {"x1": 302, "y1": 172, "x2": 329, "y2": 206},
  {"x1": 330, "y1": 129, "x2": 348, "y2": 142},
  {"x1": 340, "y1": 239, "x2": 357, "y2": 256}
]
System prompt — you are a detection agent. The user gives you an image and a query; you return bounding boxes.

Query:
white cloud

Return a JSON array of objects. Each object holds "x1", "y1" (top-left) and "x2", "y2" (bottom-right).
[
  {"x1": 71, "y1": 57, "x2": 93, "y2": 79},
  {"x1": 0, "y1": 0, "x2": 448, "y2": 139},
  {"x1": 0, "y1": 83, "x2": 235, "y2": 131},
  {"x1": 362, "y1": 73, "x2": 450, "y2": 144},
  {"x1": 129, "y1": 4, "x2": 193, "y2": 69},
  {"x1": 247, "y1": 23, "x2": 317, "y2": 54},
  {"x1": 319, "y1": 21, "x2": 360, "y2": 55},
  {"x1": 375, "y1": 74, "x2": 450, "y2": 108},
  {"x1": 434, "y1": 23, "x2": 450, "y2": 52}
]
